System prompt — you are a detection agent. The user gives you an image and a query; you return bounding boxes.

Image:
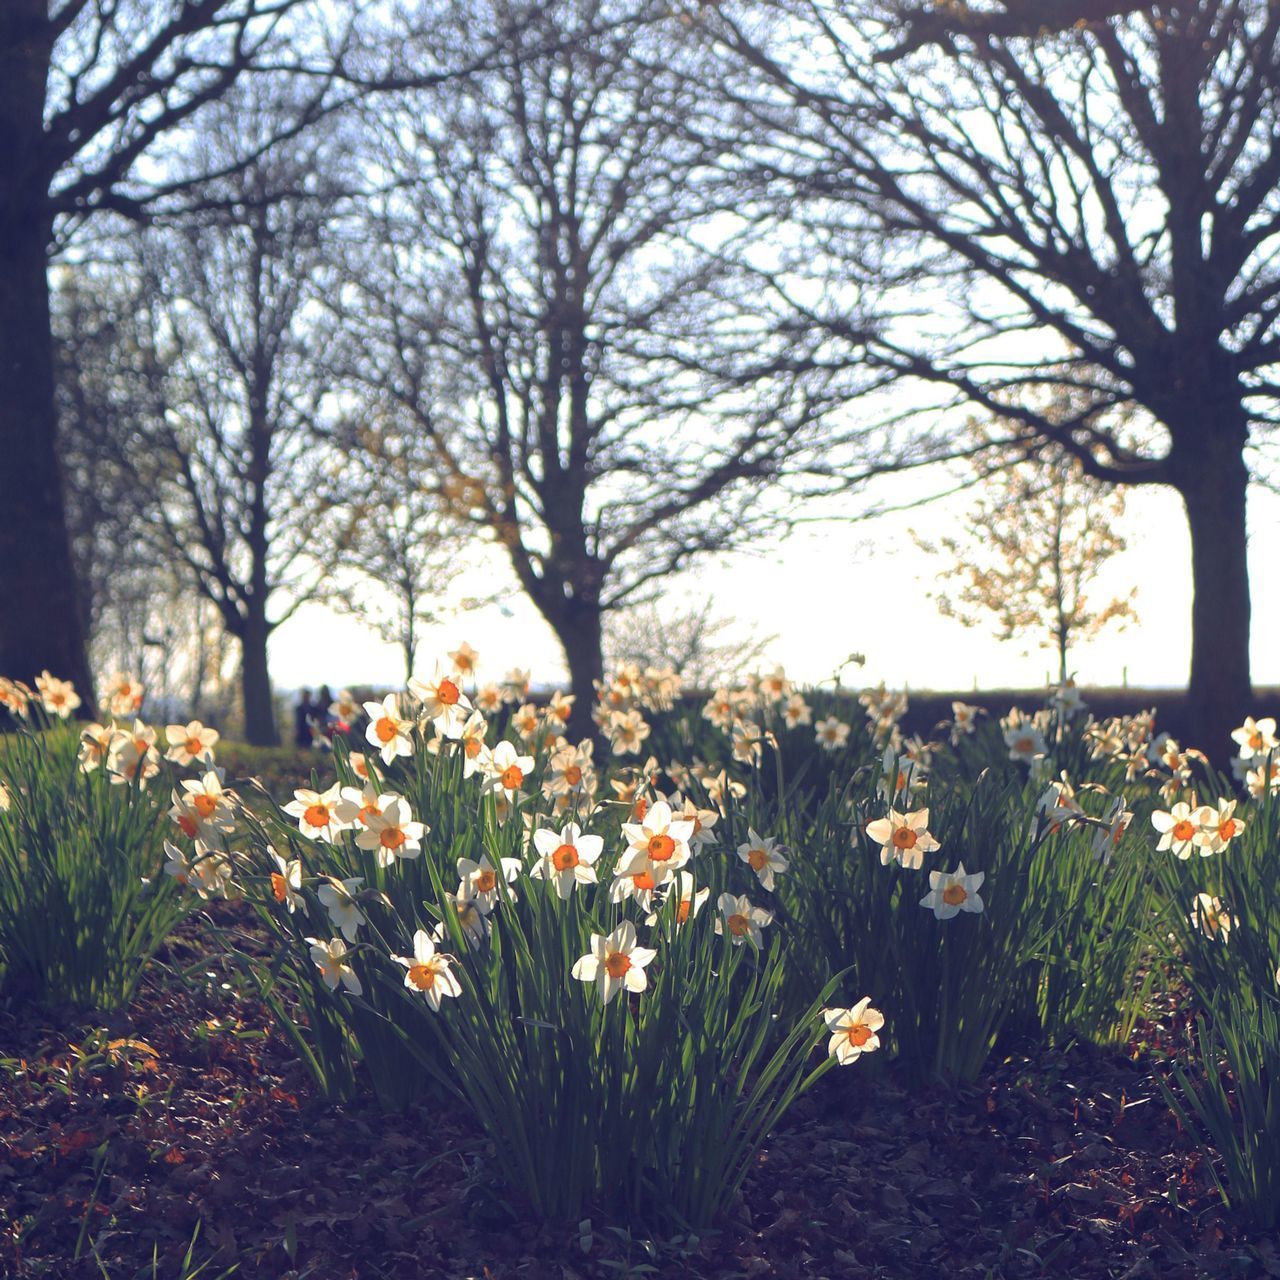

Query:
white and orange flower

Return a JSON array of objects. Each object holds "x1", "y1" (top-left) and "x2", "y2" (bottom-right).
[
  {"x1": 571, "y1": 921, "x2": 656, "y2": 1005},
  {"x1": 165, "y1": 720, "x2": 219, "y2": 767},
  {"x1": 864, "y1": 807, "x2": 939, "y2": 870},
  {"x1": 617, "y1": 800, "x2": 694, "y2": 884},
  {"x1": 823, "y1": 998, "x2": 885, "y2": 1065},
  {"x1": 284, "y1": 784, "x2": 347, "y2": 842},
  {"x1": 410, "y1": 664, "x2": 472, "y2": 738},
  {"x1": 393, "y1": 930, "x2": 461, "y2": 1010},
  {"x1": 484, "y1": 740, "x2": 534, "y2": 802},
  {"x1": 919, "y1": 863, "x2": 985, "y2": 919},
  {"x1": 737, "y1": 828, "x2": 790, "y2": 890},
  {"x1": 36, "y1": 671, "x2": 80, "y2": 719},
  {"x1": 715, "y1": 892, "x2": 772, "y2": 948},
  {"x1": 363, "y1": 694, "x2": 415, "y2": 765},
  {"x1": 530, "y1": 821, "x2": 602, "y2": 899},
  {"x1": 355, "y1": 795, "x2": 426, "y2": 865}
]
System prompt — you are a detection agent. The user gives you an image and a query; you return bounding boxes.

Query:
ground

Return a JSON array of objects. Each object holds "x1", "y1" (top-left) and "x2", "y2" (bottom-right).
[{"x1": 2, "y1": 914, "x2": 1275, "y2": 1279}]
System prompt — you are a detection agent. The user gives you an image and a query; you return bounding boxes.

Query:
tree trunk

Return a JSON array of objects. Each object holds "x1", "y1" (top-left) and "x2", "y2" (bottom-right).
[
  {"x1": 559, "y1": 601, "x2": 605, "y2": 743},
  {"x1": 240, "y1": 614, "x2": 278, "y2": 746},
  {"x1": 0, "y1": 8, "x2": 95, "y2": 708},
  {"x1": 1179, "y1": 438, "x2": 1252, "y2": 761}
]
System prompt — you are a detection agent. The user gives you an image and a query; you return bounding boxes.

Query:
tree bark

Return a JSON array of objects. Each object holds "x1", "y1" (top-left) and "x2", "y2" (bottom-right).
[
  {"x1": 0, "y1": 6, "x2": 95, "y2": 707},
  {"x1": 558, "y1": 600, "x2": 605, "y2": 744},
  {"x1": 240, "y1": 613, "x2": 278, "y2": 746},
  {"x1": 1178, "y1": 434, "x2": 1252, "y2": 761}
]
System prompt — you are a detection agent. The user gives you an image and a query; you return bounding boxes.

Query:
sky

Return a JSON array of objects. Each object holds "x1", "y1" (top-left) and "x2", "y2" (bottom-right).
[{"x1": 269, "y1": 474, "x2": 1280, "y2": 696}]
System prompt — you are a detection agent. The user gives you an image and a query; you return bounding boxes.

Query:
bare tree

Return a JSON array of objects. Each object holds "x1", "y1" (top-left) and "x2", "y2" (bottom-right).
[
  {"x1": 79, "y1": 102, "x2": 360, "y2": 743},
  {"x1": 333, "y1": 421, "x2": 471, "y2": 684},
  {"x1": 606, "y1": 596, "x2": 778, "y2": 691},
  {"x1": 336, "y1": 0, "x2": 855, "y2": 737},
  {"x1": 0, "y1": 0, "x2": 509, "y2": 704},
  {"x1": 0, "y1": 0, "x2": 356, "y2": 702},
  {"x1": 705, "y1": 0, "x2": 1280, "y2": 753}
]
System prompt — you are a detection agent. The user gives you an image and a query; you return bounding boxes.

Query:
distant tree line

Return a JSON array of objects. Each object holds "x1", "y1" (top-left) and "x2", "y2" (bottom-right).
[{"x1": 2, "y1": 1, "x2": 1275, "y2": 755}]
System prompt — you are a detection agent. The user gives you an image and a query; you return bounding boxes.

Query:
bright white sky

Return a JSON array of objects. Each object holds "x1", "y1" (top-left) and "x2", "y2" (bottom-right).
[{"x1": 270, "y1": 474, "x2": 1280, "y2": 695}]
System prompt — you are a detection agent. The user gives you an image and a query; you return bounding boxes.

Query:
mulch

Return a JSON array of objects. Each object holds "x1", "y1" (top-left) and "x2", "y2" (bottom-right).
[{"x1": 2, "y1": 916, "x2": 1277, "y2": 1280}]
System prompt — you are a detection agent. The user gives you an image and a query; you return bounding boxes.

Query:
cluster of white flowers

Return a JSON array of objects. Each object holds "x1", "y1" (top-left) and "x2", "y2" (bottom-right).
[
  {"x1": 1230, "y1": 716, "x2": 1280, "y2": 796},
  {"x1": 863, "y1": 804, "x2": 985, "y2": 920}
]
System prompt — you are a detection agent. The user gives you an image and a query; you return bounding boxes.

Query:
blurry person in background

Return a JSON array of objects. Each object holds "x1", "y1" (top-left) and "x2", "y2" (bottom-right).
[{"x1": 295, "y1": 689, "x2": 316, "y2": 749}]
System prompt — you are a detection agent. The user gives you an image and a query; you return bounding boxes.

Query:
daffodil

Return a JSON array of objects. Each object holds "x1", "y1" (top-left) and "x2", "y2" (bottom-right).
[
  {"x1": 441, "y1": 889, "x2": 492, "y2": 948},
  {"x1": 78, "y1": 723, "x2": 120, "y2": 774},
  {"x1": 783, "y1": 692, "x2": 812, "y2": 728},
  {"x1": 334, "y1": 782, "x2": 387, "y2": 829},
  {"x1": 737, "y1": 829, "x2": 790, "y2": 890},
  {"x1": 485, "y1": 740, "x2": 535, "y2": 801},
  {"x1": 393, "y1": 930, "x2": 462, "y2": 1010},
  {"x1": 106, "y1": 736, "x2": 160, "y2": 788},
  {"x1": 510, "y1": 702, "x2": 542, "y2": 742},
  {"x1": 702, "y1": 689, "x2": 735, "y2": 729},
  {"x1": 814, "y1": 716, "x2": 850, "y2": 751},
  {"x1": 823, "y1": 998, "x2": 885, "y2": 1064},
  {"x1": 36, "y1": 671, "x2": 80, "y2": 718},
  {"x1": 1189, "y1": 892, "x2": 1232, "y2": 943},
  {"x1": 571, "y1": 921, "x2": 657, "y2": 1004},
  {"x1": 317, "y1": 877, "x2": 367, "y2": 941},
  {"x1": 501, "y1": 668, "x2": 530, "y2": 703},
  {"x1": 449, "y1": 641, "x2": 480, "y2": 678},
  {"x1": 530, "y1": 821, "x2": 602, "y2": 899},
  {"x1": 1195, "y1": 797, "x2": 1245, "y2": 854},
  {"x1": 269, "y1": 850, "x2": 304, "y2": 912},
  {"x1": 363, "y1": 693, "x2": 415, "y2": 765},
  {"x1": 671, "y1": 793, "x2": 718, "y2": 850},
  {"x1": 329, "y1": 689, "x2": 360, "y2": 722},
  {"x1": 104, "y1": 672, "x2": 144, "y2": 719},
  {"x1": 165, "y1": 720, "x2": 220, "y2": 767},
  {"x1": 409, "y1": 664, "x2": 472, "y2": 737},
  {"x1": 1089, "y1": 796, "x2": 1133, "y2": 865},
  {"x1": 0, "y1": 678, "x2": 31, "y2": 718},
  {"x1": 456, "y1": 710, "x2": 491, "y2": 778},
  {"x1": 1004, "y1": 721, "x2": 1046, "y2": 763},
  {"x1": 543, "y1": 741, "x2": 595, "y2": 798},
  {"x1": 617, "y1": 800, "x2": 695, "y2": 884},
  {"x1": 1151, "y1": 802, "x2": 1201, "y2": 859},
  {"x1": 284, "y1": 784, "x2": 347, "y2": 842},
  {"x1": 355, "y1": 795, "x2": 426, "y2": 865},
  {"x1": 306, "y1": 937, "x2": 362, "y2": 994},
  {"x1": 609, "y1": 708, "x2": 651, "y2": 756},
  {"x1": 648, "y1": 870, "x2": 709, "y2": 927},
  {"x1": 543, "y1": 690, "x2": 574, "y2": 729},
  {"x1": 715, "y1": 892, "x2": 772, "y2": 948},
  {"x1": 919, "y1": 863, "x2": 985, "y2": 920},
  {"x1": 865, "y1": 808, "x2": 939, "y2": 870},
  {"x1": 1232, "y1": 716, "x2": 1278, "y2": 760},
  {"x1": 456, "y1": 853, "x2": 522, "y2": 911},
  {"x1": 950, "y1": 701, "x2": 979, "y2": 742}
]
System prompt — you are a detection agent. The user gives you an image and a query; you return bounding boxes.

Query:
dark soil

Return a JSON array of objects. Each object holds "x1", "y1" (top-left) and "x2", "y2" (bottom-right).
[{"x1": 2, "y1": 925, "x2": 1276, "y2": 1279}]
